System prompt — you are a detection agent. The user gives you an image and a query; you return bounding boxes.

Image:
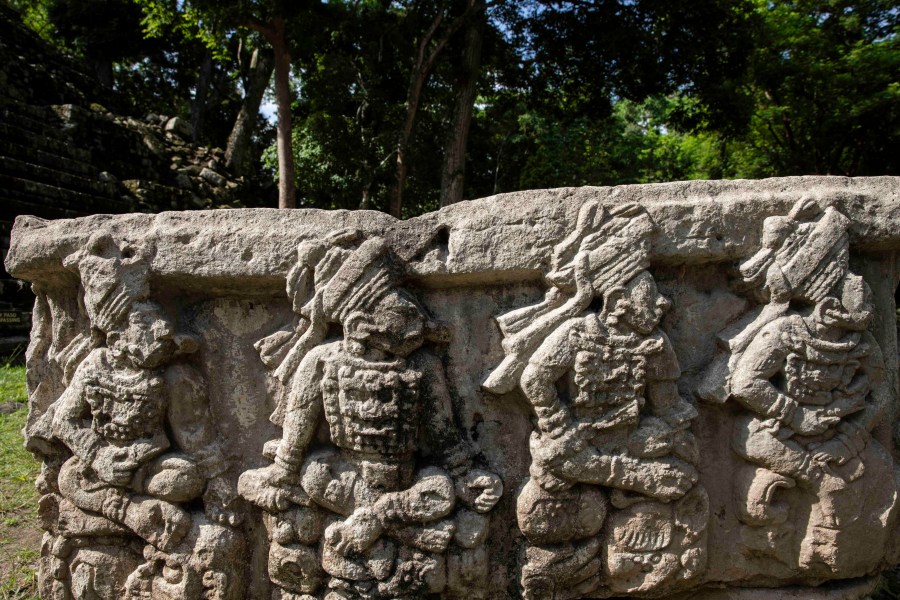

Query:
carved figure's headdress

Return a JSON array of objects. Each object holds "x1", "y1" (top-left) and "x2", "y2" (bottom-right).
[
  {"x1": 546, "y1": 203, "x2": 654, "y2": 296},
  {"x1": 697, "y1": 198, "x2": 854, "y2": 405},
  {"x1": 256, "y1": 231, "x2": 410, "y2": 424},
  {"x1": 63, "y1": 233, "x2": 152, "y2": 334},
  {"x1": 738, "y1": 198, "x2": 850, "y2": 304},
  {"x1": 321, "y1": 238, "x2": 399, "y2": 321},
  {"x1": 482, "y1": 202, "x2": 656, "y2": 395},
  {"x1": 54, "y1": 234, "x2": 154, "y2": 381}
]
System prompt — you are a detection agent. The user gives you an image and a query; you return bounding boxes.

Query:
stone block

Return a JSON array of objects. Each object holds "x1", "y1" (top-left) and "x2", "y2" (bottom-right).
[
  {"x1": 200, "y1": 166, "x2": 226, "y2": 187},
  {"x1": 164, "y1": 116, "x2": 193, "y2": 140},
  {"x1": 6, "y1": 176, "x2": 900, "y2": 599}
]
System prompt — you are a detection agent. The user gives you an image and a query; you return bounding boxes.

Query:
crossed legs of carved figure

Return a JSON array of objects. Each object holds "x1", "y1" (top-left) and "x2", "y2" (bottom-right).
[
  {"x1": 58, "y1": 456, "x2": 192, "y2": 552},
  {"x1": 735, "y1": 414, "x2": 900, "y2": 576},
  {"x1": 529, "y1": 432, "x2": 697, "y2": 501}
]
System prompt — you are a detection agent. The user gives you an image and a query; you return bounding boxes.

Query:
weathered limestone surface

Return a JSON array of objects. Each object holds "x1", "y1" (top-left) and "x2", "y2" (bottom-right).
[{"x1": 6, "y1": 176, "x2": 900, "y2": 599}]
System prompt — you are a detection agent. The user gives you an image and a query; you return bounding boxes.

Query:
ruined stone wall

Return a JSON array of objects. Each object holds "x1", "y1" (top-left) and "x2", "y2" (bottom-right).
[
  {"x1": 0, "y1": 5, "x2": 265, "y2": 347},
  {"x1": 6, "y1": 176, "x2": 900, "y2": 599}
]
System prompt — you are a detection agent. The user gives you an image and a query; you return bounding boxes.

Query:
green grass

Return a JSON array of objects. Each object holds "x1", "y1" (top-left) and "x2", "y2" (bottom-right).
[{"x1": 0, "y1": 364, "x2": 40, "y2": 600}]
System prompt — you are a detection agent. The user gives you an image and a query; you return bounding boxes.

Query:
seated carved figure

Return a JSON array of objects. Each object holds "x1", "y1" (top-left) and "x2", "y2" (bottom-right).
[
  {"x1": 484, "y1": 203, "x2": 708, "y2": 599},
  {"x1": 239, "y1": 234, "x2": 502, "y2": 600},
  {"x1": 701, "y1": 200, "x2": 900, "y2": 577},
  {"x1": 519, "y1": 269, "x2": 697, "y2": 499},
  {"x1": 36, "y1": 236, "x2": 241, "y2": 600}
]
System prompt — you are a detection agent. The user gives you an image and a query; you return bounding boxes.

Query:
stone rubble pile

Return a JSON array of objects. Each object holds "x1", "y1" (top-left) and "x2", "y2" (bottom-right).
[
  {"x1": 0, "y1": 2, "x2": 269, "y2": 346},
  {"x1": 0, "y1": 3, "x2": 259, "y2": 219}
]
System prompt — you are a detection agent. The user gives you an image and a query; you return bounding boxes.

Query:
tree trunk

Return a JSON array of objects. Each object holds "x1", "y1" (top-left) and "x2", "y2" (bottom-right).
[
  {"x1": 226, "y1": 47, "x2": 275, "y2": 178},
  {"x1": 440, "y1": 4, "x2": 485, "y2": 207},
  {"x1": 90, "y1": 58, "x2": 114, "y2": 89},
  {"x1": 389, "y1": 2, "x2": 477, "y2": 218},
  {"x1": 391, "y1": 68, "x2": 429, "y2": 218},
  {"x1": 270, "y1": 18, "x2": 296, "y2": 209},
  {"x1": 190, "y1": 49, "x2": 213, "y2": 143}
]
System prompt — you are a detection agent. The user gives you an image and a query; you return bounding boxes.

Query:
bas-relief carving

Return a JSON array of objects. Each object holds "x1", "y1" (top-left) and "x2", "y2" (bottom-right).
[
  {"x1": 26, "y1": 234, "x2": 245, "y2": 600},
  {"x1": 238, "y1": 230, "x2": 503, "y2": 600},
  {"x1": 11, "y1": 184, "x2": 900, "y2": 599},
  {"x1": 484, "y1": 203, "x2": 708, "y2": 598},
  {"x1": 699, "y1": 199, "x2": 900, "y2": 579}
]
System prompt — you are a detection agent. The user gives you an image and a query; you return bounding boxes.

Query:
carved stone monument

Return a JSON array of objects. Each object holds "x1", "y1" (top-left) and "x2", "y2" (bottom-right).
[{"x1": 6, "y1": 176, "x2": 900, "y2": 599}]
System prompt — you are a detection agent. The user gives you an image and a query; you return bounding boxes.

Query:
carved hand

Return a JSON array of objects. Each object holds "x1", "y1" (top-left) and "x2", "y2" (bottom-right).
[
  {"x1": 811, "y1": 442, "x2": 853, "y2": 467},
  {"x1": 615, "y1": 455, "x2": 698, "y2": 501},
  {"x1": 325, "y1": 508, "x2": 382, "y2": 555},
  {"x1": 530, "y1": 461, "x2": 573, "y2": 492},
  {"x1": 129, "y1": 433, "x2": 169, "y2": 464},
  {"x1": 827, "y1": 386, "x2": 866, "y2": 417},
  {"x1": 236, "y1": 463, "x2": 302, "y2": 513},
  {"x1": 456, "y1": 469, "x2": 503, "y2": 513},
  {"x1": 528, "y1": 428, "x2": 589, "y2": 491},
  {"x1": 790, "y1": 406, "x2": 840, "y2": 436},
  {"x1": 387, "y1": 520, "x2": 454, "y2": 553},
  {"x1": 542, "y1": 427, "x2": 588, "y2": 464},
  {"x1": 375, "y1": 473, "x2": 455, "y2": 524},
  {"x1": 92, "y1": 445, "x2": 139, "y2": 486},
  {"x1": 810, "y1": 421, "x2": 868, "y2": 466}
]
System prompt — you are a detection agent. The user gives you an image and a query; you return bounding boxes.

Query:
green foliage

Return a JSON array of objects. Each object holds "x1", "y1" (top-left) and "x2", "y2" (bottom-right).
[
  {"x1": 464, "y1": 0, "x2": 900, "y2": 193},
  {"x1": 0, "y1": 366, "x2": 39, "y2": 600},
  {"x1": 265, "y1": 1, "x2": 461, "y2": 214},
  {"x1": 47, "y1": 0, "x2": 146, "y2": 62},
  {"x1": 0, "y1": 365, "x2": 26, "y2": 407},
  {"x1": 504, "y1": 0, "x2": 758, "y2": 120},
  {"x1": 463, "y1": 93, "x2": 726, "y2": 194},
  {"x1": 10, "y1": 0, "x2": 900, "y2": 212},
  {"x1": 6, "y1": 0, "x2": 54, "y2": 42},
  {"x1": 732, "y1": 0, "x2": 900, "y2": 176},
  {"x1": 667, "y1": 0, "x2": 900, "y2": 179},
  {"x1": 136, "y1": 0, "x2": 237, "y2": 61},
  {"x1": 270, "y1": 0, "x2": 765, "y2": 211},
  {"x1": 0, "y1": 366, "x2": 35, "y2": 523}
]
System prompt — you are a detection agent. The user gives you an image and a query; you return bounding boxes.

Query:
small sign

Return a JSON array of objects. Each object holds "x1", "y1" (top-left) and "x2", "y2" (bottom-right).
[{"x1": 0, "y1": 311, "x2": 29, "y2": 328}]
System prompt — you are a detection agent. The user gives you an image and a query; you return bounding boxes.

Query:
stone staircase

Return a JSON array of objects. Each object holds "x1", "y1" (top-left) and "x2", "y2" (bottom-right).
[
  {"x1": 0, "y1": 3, "x2": 130, "y2": 350},
  {"x1": 0, "y1": 3, "x2": 265, "y2": 352},
  {"x1": 0, "y1": 102, "x2": 132, "y2": 220},
  {"x1": 0, "y1": 99, "x2": 136, "y2": 351}
]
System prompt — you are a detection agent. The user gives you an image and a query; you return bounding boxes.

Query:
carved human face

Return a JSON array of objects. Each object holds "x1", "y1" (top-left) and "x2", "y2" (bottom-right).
[
  {"x1": 115, "y1": 301, "x2": 177, "y2": 368},
  {"x1": 348, "y1": 291, "x2": 426, "y2": 357},
  {"x1": 834, "y1": 273, "x2": 874, "y2": 330},
  {"x1": 610, "y1": 272, "x2": 671, "y2": 335}
]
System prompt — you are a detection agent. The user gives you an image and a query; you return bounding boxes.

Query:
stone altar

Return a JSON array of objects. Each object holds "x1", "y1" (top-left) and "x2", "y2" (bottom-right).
[{"x1": 6, "y1": 176, "x2": 900, "y2": 599}]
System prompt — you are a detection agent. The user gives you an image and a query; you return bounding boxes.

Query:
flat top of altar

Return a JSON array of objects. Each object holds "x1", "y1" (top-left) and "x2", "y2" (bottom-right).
[{"x1": 7, "y1": 176, "x2": 899, "y2": 292}]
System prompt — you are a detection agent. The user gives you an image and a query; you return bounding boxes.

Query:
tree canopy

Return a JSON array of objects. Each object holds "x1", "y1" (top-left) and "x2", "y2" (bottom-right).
[{"x1": 6, "y1": 0, "x2": 900, "y2": 216}]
